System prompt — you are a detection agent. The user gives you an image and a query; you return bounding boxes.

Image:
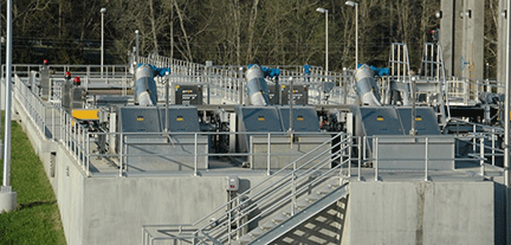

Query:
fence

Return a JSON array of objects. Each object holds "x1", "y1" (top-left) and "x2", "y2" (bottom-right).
[{"x1": 10, "y1": 70, "x2": 505, "y2": 179}]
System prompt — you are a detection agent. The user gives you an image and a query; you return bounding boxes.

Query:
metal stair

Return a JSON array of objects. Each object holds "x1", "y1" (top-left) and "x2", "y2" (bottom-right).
[
  {"x1": 235, "y1": 181, "x2": 349, "y2": 245},
  {"x1": 142, "y1": 132, "x2": 353, "y2": 245}
]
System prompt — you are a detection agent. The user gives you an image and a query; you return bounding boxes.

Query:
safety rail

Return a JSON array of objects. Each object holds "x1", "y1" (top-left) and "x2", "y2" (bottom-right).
[
  {"x1": 353, "y1": 134, "x2": 501, "y2": 182},
  {"x1": 12, "y1": 75, "x2": 56, "y2": 140},
  {"x1": 141, "y1": 54, "x2": 355, "y2": 105},
  {"x1": 4, "y1": 64, "x2": 131, "y2": 79},
  {"x1": 447, "y1": 118, "x2": 505, "y2": 168},
  {"x1": 446, "y1": 77, "x2": 503, "y2": 105},
  {"x1": 141, "y1": 132, "x2": 496, "y2": 244},
  {"x1": 59, "y1": 125, "x2": 337, "y2": 177},
  {"x1": 139, "y1": 53, "x2": 346, "y2": 79},
  {"x1": 142, "y1": 132, "x2": 351, "y2": 245},
  {"x1": 10, "y1": 71, "x2": 504, "y2": 179}
]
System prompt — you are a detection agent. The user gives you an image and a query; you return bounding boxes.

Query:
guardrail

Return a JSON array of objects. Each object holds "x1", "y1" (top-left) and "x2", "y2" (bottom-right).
[
  {"x1": 446, "y1": 77, "x2": 503, "y2": 105},
  {"x1": 141, "y1": 54, "x2": 356, "y2": 105},
  {"x1": 142, "y1": 132, "x2": 351, "y2": 244},
  {"x1": 141, "y1": 132, "x2": 503, "y2": 244},
  {"x1": 12, "y1": 75, "x2": 56, "y2": 140},
  {"x1": 11, "y1": 71, "x2": 504, "y2": 179},
  {"x1": 4, "y1": 64, "x2": 131, "y2": 79}
]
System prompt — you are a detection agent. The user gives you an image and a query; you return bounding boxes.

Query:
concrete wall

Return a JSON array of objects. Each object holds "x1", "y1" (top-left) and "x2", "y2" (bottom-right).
[
  {"x1": 12, "y1": 95, "x2": 58, "y2": 188},
  {"x1": 81, "y1": 176, "x2": 256, "y2": 244},
  {"x1": 55, "y1": 147, "x2": 86, "y2": 245},
  {"x1": 10, "y1": 91, "x2": 270, "y2": 244},
  {"x1": 345, "y1": 181, "x2": 494, "y2": 245},
  {"x1": 440, "y1": 0, "x2": 484, "y2": 80},
  {"x1": 10, "y1": 79, "x2": 501, "y2": 245}
]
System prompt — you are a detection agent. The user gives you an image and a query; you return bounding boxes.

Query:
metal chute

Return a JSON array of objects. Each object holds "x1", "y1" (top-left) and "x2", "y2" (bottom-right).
[
  {"x1": 246, "y1": 65, "x2": 271, "y2": 106},
  {"x1": 355, "y1": 64, "x2": 382, "y2": 106},
  {"x1": 135, "y1": 64, "x2": 171, "y2": 106}
]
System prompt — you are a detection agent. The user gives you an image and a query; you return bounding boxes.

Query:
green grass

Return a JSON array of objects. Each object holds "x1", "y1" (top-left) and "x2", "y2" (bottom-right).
[{"x1": 0, "y1": 121, "x2": 66, "y2": 244}]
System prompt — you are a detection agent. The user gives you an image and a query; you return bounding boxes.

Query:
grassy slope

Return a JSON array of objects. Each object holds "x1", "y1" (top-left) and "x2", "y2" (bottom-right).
[{"x1": 0, "y1": 121, "x2": 66, "y2": 244}]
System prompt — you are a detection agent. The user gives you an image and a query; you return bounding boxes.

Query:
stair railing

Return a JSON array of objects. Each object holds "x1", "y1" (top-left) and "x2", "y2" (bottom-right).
[{"x1": 143, "y1": 132, "x2": 352, "y2": 245}]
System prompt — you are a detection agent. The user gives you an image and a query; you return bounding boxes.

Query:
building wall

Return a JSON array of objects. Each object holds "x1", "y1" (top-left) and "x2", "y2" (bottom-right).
[{"x1": 440, "y1": 0, "x2": 484, "y2": 80}]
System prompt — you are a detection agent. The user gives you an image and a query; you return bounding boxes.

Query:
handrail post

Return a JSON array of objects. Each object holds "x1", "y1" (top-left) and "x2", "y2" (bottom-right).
[
  {"x1": 358, "y1": 136, "x2": 362, "y2": 181},
  {"x1": 491, "y1": 128, "x2": 495, "y2": 166},
  {"x1": 119, "y1": 133, "x2": 123, "y2": 177},
  {"x1": 480, "y1": 137, "x2": 485, "y2": 176},
  {"x1": 472, "y1": 125, "x2": 476, "y2": 153},
  {"x1": 425, "y1": 137, "x2": 429, "y2": 181},
  {"x1": 51, "y1": 105, "x2": 55, "y2": 141},
  {"x1": 194, "y1": 133, "x2": 198, "y2": 176},
  {"x1": 267, "y1": 133, "x2": 271, "y2": 176},
  {"x1": 375, "y1": 137, "x2": 379, "y2": 181},
  {"x1": 227, "y1": 208, "x2": 232, "y2": 245},
  {"x1": 340, "y1": 134, "x2": 344, "y2": 166},
  {"x1": 348, "y1": 135, "x2": 352, "y2": 177},
  {"x1": 292, "y1": 161, "x2": 297, "y2": 216},
  {"x1": 86, "y1": 132, "x2": 90, "y2": 176}
]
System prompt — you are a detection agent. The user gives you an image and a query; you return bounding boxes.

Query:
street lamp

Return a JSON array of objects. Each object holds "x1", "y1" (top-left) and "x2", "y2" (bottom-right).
[
  {"x1": 345, "y1": 1, "x2": 359, "y2": 69},
  {"x1": 135, "y1": 30, "x2": 139, "y2": 65},
  {"x1": 0, "y1": 0, "x2": 16, "y2": 213},
  {"x1": 316, "y1": 7, "x2": 329, "y2": 76},
  {"x1": 100, "y1": 7, "x2": 107, "y2": 78}
]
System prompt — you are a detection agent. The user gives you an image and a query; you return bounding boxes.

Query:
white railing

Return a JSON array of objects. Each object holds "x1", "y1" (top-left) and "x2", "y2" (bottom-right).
[
  {"x1": 445, "y1": 77, "x2": 503, "y2": 105},
  {"x1": 141, "y1": 54, "x2": 355, "y2": 106},
  {"x1": 11, "y1": 69, "x2": 504, "y2": 179},
  {"x1": 12, "y1": 75, "x2": 56, "y2": 140},
  {"x1": 143, "y1": 132, "x2": 351, "y2": 245},
  {"x1": 141, "y1": 130, "x2": 501, "y2": 244}
]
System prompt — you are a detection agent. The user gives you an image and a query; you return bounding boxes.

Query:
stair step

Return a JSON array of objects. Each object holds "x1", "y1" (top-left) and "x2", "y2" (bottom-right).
[
  {"x1": 272, "y1": 213, "x2": 288, "y2": 223},
  {"x1": 306, "y1": 193, "x2": 322, "y2": 202},
  {"x1": 261, "y1": 220, "x2": 276, "y2": 230},
  {"x1": 282, "y1": 210, "x2": 292, "y2": 217},
  {"x1": 237, "y1": 234, "x2": 252, "y2": 244},
  {"x1": 317, "y1": 185, "x2": 334, "y2": 195},
  {"x1": 327, "y1": 180, "x2": 341, "y2": 188},
  {"x1": 249, "y1": 227, "x2": 264, "y2": 238},
  {"x1": 296, "y1": 199, "x2": 310, "y2": 209}
]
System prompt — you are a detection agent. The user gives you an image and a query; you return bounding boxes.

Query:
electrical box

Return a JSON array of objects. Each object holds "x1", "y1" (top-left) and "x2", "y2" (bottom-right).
[
  {"x1": 280, "y1": 84, "x2": 308, "y2": 105},
  {"x1": 267, "y1": 84, "x2": 278, "y2": 104},
  {"x1": 173, "y1": 84, "x2": 203, "y2": 105},
  {"x1": 226, "y1": 176, "x2": 239, "y2": 191}
]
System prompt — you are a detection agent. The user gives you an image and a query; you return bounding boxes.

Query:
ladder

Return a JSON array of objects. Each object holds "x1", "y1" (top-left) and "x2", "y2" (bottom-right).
[{"x1": 420, "y1": 42, "x2": 450, "y2": 126}]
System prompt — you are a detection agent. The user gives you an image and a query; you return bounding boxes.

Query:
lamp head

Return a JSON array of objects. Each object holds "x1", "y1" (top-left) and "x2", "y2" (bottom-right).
[
  {"x1": 100, "y1": 8, "x2": 107, "y2": 14},
  {"x1": 345, "y1": 1, "x2": 358, "y2": 7},
  {"x1": 316, "y1": 7, "x2": 328, "y2": 14}
]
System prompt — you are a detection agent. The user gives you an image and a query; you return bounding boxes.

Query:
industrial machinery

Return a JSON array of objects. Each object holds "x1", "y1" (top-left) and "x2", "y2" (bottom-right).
[
  {"x1": 348, "y1": 105, "x2": 453, "y2": 170},
  {"x1": 135, "y1": 63, "x2": 170, "y2": 106},
  {"x1": 245, "y1": 65, "x2": 272, "y2": 106},
  {"x1": 235, "y1": 105, "x2": 330, "y2": 169},
  {"x1": 355, "y1": 64, "x2": 382, "y2": 106},
  {"x1": 115, "y1": 105, "x2": 208, "y2": 171}
]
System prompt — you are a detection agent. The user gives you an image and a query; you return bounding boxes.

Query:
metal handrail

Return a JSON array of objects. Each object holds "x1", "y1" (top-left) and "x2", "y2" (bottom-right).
[
  {"x1": 11, "y1": 70, "x2": 505, "y2": 179},
  {"x1": 142, "y1": 132, "x2": 350, "y2": 244}
]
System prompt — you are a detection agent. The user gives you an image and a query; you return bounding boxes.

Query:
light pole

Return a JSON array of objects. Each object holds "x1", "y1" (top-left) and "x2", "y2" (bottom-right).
[
  {"x1": 0, "y1": 0, "x2": 16, "y2": 213},
  {"x1": 345, "y1": 1, "x2": 359, "y2": 69},
  {"x1": 316, "y1": 7, "x2": 329, "y2": 75},
  {"x1": 135, "y1": 30, "x2": 139, "y2": 65},
  {"x1": 100, "y1": 7, "x2": 107, "y2": 78}
]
